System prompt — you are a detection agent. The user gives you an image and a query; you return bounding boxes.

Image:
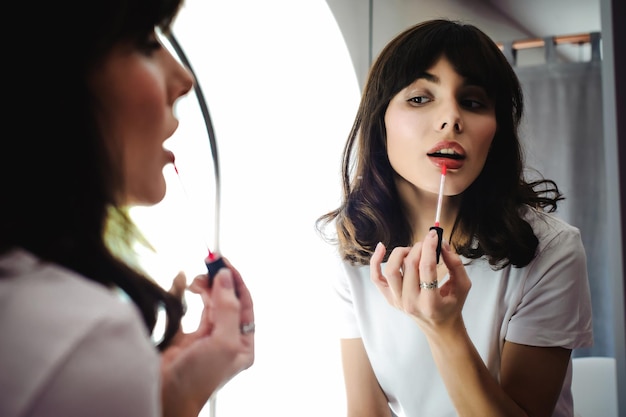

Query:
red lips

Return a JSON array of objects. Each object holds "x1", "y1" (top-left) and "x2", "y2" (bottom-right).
[
  {"x1": 427, "y1": 141, "x2": 465, "y2": 170},
  {"x1": 429, "y1": 156, "x2": 464, "y2": 170}
]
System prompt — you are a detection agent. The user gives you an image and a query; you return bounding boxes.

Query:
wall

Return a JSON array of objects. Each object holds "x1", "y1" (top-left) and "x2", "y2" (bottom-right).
[
  {"x1": 325, "y1": 0, "x2": 601, "y2": 87},
  {"x1": 600, "y1": 0, "x2": 626, "y2": 415}
]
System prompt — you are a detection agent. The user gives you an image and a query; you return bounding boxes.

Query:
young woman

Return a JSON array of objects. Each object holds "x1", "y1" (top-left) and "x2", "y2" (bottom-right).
[
  {"x1": 317, "y1": 19, "x2": 593, "y2": 417},
  {"x1": 1, "y1": 1, "x2": 254, "y2": 416}
]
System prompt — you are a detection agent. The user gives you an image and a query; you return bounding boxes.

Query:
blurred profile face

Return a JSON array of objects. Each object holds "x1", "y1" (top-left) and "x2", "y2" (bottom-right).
[
  {"x1": 384, "y1": 55, "x2": 496, "y2": 200},
  {"x1": 88, "y1": 31, "x2": 194, "y2": 206}
]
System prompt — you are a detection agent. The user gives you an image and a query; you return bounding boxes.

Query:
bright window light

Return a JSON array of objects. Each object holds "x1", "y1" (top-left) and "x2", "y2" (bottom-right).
[{"x1": 130, "y1": 1, "x2": 360, "y2": 415}]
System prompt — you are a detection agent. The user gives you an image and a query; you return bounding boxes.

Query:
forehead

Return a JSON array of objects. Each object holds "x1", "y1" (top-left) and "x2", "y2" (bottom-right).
[{"x1": 421, "y1": 57, "x2": 460, "y2": 81}]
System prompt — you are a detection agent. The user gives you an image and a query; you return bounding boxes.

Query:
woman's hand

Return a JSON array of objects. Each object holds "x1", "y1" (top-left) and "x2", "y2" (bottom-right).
[
  {"x1": 160, "y1": 258, "x2": 255, "y2": 417},
  {"x1": 370, "y1": 229, "x2": 471, "y2": 333}
]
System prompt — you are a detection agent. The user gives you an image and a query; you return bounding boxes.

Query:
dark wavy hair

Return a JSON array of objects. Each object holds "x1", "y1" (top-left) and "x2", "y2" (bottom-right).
[
  {"x1": 2, "y1": 0, "x2": 187, "y2": 350},
  {"x1": 316, "y1": 19, "x2": 563, "y2": 269}
]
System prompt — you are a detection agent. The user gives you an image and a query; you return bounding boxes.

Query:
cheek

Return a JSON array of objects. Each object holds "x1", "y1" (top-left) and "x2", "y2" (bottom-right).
[
  {"x1": 385, "y1": 119, "x2": 407, "y2": 173},
  {"x1": 385, "y1": 109, "x2": 425, "y2": 159},
  {"x1": 106, "y1": 63, "x2": 167, "y2": 132},
  {"x1": 116, "y1": 100, "x2": 169, "y2": 204},
  {"x1": 122, "y1": 84, "x2": 167, "y2": 134},
  {"x1": 475, "y1": 119, "x2": 497, "y2": 161}
]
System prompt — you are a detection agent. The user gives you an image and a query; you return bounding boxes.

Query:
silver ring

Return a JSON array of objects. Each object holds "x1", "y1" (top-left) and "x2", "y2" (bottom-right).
[
  {"x1": 419, "y1": 280, "x2": 438, "y2": 290},
  {"x1": 240, "y1": 322, "x2": 255, "y2": 335}
]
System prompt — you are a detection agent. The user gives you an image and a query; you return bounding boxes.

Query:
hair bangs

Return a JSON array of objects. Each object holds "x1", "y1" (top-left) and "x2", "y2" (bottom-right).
[{"x1": 441, "y1": 26, "x2": 505, "y2": 100}]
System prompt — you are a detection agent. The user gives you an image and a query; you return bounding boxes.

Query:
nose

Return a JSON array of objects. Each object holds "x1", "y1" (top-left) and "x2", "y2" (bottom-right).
[
  {"x1": 173, "y1": 61, "x2": 194, "y2": 100},
  {"x1": 437, "y1": 103, "x2": 463, "y2": 133},
  {"x1": 167, "y1": 52, "x2": 194, "y2": 102},
  {"x1": 440, "y1": 121, "x2": 462, "y2": 132}
]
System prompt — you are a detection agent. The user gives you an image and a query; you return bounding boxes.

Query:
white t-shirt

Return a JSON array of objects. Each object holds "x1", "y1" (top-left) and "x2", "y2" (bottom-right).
[
  {"x1": 0, "y1": 249, "x2": 161, "y2": 417},
  {"x1": 334, "y1": 207, "x2": 594, "y2": 417}
]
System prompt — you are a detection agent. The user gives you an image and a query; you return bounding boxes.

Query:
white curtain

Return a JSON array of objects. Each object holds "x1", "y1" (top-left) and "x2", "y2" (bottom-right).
[{"x1": 505, "y1": 33, "x2": 610, "y2": 357}]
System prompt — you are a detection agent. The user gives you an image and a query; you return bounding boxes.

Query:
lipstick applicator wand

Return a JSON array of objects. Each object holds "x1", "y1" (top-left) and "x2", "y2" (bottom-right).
[
  {"x1": 429, "y1": 164, "x2": 446, "y2": 264},
  {"x1": 172, "y1": 160, "x2": 225, "y2": 287}
]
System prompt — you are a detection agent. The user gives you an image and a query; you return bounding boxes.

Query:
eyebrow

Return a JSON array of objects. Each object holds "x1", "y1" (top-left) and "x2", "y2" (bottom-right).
[
  {"x1": 417, "y1": 71, "x2": 439, "y2": 84},
  {"x1": 417, "y1": 71, "x2": 483, "y2": 90}
]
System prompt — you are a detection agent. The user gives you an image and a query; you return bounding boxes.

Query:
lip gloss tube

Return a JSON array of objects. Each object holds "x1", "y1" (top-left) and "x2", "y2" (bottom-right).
[
  {"x1": 429, "y1": 164, "x2": 446, "y2": 263},
  {"x1": 205, "y1": 250, "x2": 226, "y2": 287}
]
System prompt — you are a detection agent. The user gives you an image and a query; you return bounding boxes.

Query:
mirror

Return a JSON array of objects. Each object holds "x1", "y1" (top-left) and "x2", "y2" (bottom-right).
[
  {"x1": 326, "y1": 1, "x2": 623, "y2": 416},
  {"x1": 131, "y1": 0, "x2": 625, "y2": 415}
]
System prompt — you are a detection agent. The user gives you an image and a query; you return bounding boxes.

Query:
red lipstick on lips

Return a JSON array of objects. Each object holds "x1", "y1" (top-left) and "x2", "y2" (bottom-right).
[
  {"x1": 430, "y1": 156, "x2": 463, "y2": 170},
  {"x1": 165, "y1": 149, "x2": 175, "y2": 165},
  {"x1": 427, "y1": 142, "x2": 465, "y2": 170}
]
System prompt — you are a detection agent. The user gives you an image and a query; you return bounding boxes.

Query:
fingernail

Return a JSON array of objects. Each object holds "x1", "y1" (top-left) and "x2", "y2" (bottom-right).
[
  {"x1": 429, "y1": 229, "x2": 437, "y2": 238},
  {"x1": 376, "y1": 242, "x2": 383, "y2": 251},
  {"x1": 442, "y1": 240, "x2": 450, "y2": 251},
  {"x1": 220, "y1": 270, "x2": 234, "y2": 289}
]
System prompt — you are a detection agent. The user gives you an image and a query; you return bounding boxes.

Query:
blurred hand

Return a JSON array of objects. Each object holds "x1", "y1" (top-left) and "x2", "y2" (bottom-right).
[{"x1": 160, "y1": 258, "x2": 254, "y2": 417}]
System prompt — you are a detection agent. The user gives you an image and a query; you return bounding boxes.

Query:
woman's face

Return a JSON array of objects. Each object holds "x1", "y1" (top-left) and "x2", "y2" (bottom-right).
[
  {"x1": 89, "y1": 31, "x2": 194, "y2": 206},
  {"x1": 384, "y1": 55, "x2": 496, "y2": 198}
]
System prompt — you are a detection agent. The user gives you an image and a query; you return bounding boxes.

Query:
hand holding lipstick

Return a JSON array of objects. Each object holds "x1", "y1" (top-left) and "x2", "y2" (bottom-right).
[
  {"x1": 161, "y1": 260, "x2": 254, "y2": 417},
  {"x1": 369, "y1": 229, "x2": 471, "y2": 331}
]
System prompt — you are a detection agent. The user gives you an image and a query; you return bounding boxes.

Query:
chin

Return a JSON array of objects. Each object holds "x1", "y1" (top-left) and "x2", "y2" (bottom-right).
[
  {"x1": 126, "y1": 188, "x2": 167, "y2": 207},
  {"x1": 147, "y1": 191, "x2": 167, "y2": 206}
]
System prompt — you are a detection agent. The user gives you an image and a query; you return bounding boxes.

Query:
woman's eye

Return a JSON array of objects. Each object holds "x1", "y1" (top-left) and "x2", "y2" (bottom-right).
[
  {"x1": 459, "y1": 87, "x2": 493, "y2": 110},
  {"x1": 408, "y1": 96, "x2": 432, "y2": 105},
  {"x1": 138, "y1": 33, "x2": 163, "y2": 55},
  {"x1": 143, "y1": 40, "x2": 162, "y2": 54},
  {"x1": 461, "y1": 98, "x2": 484, "y2": 109}
]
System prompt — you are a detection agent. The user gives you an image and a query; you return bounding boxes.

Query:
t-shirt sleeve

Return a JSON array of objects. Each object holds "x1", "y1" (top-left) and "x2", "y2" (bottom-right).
[
  {"x1": 333, "y1": 258, "x2": 362, "y2": 339},
  {"x1": 28, "y1": 304, "x2": 161, "y2": 417},
  {"x1": 505, "y1": 223, "x2": 594, "y2": 349}
]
